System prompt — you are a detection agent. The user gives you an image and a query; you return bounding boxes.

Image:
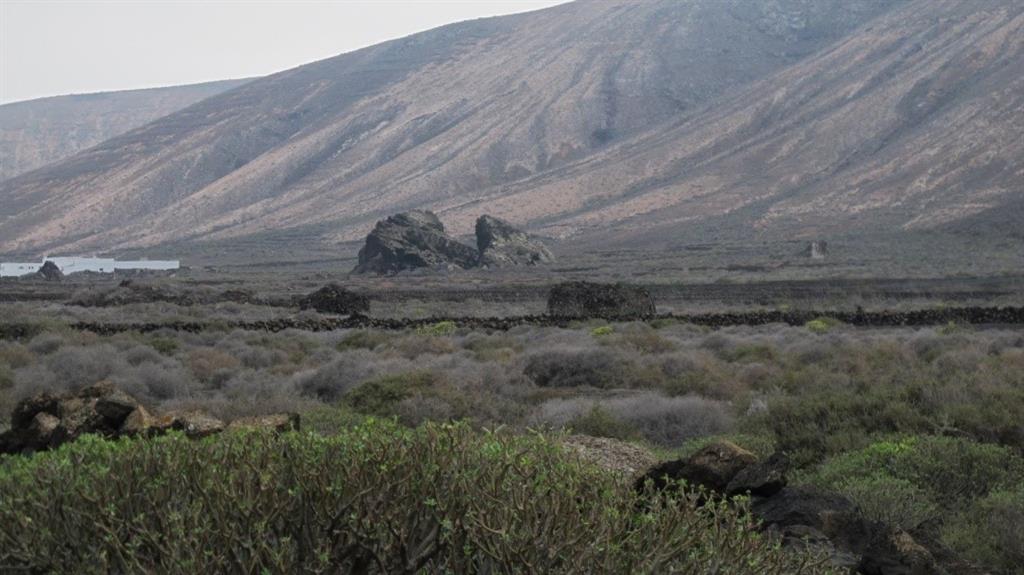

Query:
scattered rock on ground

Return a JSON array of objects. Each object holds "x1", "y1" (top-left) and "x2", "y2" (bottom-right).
[
  {"x1": 561, "y1": 435, "x2": 657, "y2": 478},
  {"x1": 298, "y1": 284, "x2": 370, "y2": 315},
  {"x1": 1, "y1": 384, "x2": 299, "y2": 455},
  {"x1": 227, "y1": 413, "x2": 301, "y2": 433},
  {"x1": 547, "y1": 281, "x2": 657, "y2": 319},
  {"x1": 354, "y1": 211, "x2": 479, "y2": 274},
  {"x1": 475, "y1": 215, "x2": 554, "y2": 267}
]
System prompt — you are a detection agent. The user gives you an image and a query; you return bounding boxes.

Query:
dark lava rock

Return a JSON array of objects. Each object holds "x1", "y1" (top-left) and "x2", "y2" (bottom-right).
[
  {"x1": 634, "y1": 441, "x2": 757, "y2": 493},
  {"x1": 298, "y1": 284, "x2": 370, "y2": 315},
  {"x1": 548, "y1": 281, "x2": 656, "y2": 319},
  {"x1": 726, "y1": 452, "x2": 789, "y2": 497},
  {"x1": 752, "y1": 487, "x2": 947, "y2": 575},
  {"x1": 35, "y1": 261, "x2": 64, "y2": 281},
  {"x1": 475, "y1": 215, "x2": 554, "y2": 267},
  {"x1": 354, "y1": 211, "x2": 479, "y2": 274}
]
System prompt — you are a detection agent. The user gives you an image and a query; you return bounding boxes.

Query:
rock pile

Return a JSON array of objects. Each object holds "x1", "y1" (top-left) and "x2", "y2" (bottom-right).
[
  {"x1": 353, "y1": 211, "x2": 554, "y2": 274},
  {"x1": 476, "y1": 215, "x2": 555, "y2": 267},
  {"x1": 634, "y1": 441, "x2": 978, "y2": 574},
  {"x1": 297, "y1": 284, "x2": 370, "y2": 315},
  {"x1": 547, "y1": 281, "x2": 656, "y2": 319},
  {"x1": 0, "y1": 382, "x2": 299, "y2": 456}
]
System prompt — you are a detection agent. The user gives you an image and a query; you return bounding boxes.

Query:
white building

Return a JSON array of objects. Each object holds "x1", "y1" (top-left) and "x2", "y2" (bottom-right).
[
  {"x1": 0, "y1": 256, "x2": 180, "y2": 277},
  {"x1": 0, "y1": 262, "x2": 44, "y2": 277}
]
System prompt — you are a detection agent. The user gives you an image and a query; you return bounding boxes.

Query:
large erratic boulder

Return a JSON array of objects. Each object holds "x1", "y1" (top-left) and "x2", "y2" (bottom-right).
[
  {"x1": 633, "y1": 441, "x2": 974, "y2": 575},
  {"x1": 354, "y1": 211, "x2": 479, "y2": 274},
  {"x1": 35, "y1": 261, "x2": 64, "y2": 281},
  {"x1": 0, "y1": 382, "x2": 299, "y2": 456},
  {"x1": 547, "y1": 281, "x2": 656, "y2": 320},
  {"x1": 298, "y1": 284, "x2": 370, "y2": 315},
  {"x1": 476, "y1": 215, "x2": 554, "y2": 267}
]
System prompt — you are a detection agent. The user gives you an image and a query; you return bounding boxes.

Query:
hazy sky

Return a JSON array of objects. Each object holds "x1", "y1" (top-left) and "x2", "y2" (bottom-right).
[{"x1": 0, "y1": 0, "x2": 568, "y2": 105}]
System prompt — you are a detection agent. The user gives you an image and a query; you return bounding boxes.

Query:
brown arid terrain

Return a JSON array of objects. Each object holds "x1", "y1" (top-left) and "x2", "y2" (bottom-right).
[
  {"x1": 5, "y1": 0, "x2": 1020, "y2": 257},
  {"x1": 0, "y1": 79, "x2": 249, "y2": 182}
]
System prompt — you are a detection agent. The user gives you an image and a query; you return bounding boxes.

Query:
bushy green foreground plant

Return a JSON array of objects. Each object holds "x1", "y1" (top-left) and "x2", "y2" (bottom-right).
[
  {"x1": 0, "y1": 422, "x2": 837, "y2": 574},
  {"x1": 803, "y1": 436, "x2": 1024, "y2": 574},
  {"x1": 943, "y1": 485, "x2": 1024, "y2": 574}
]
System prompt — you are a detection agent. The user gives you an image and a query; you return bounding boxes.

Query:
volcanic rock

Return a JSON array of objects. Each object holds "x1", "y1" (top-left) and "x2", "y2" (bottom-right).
[
  {"x1": 298, "y1": 284, "x2": 370, "y2": 315},
  {"x1": 35, "y1": 261, "x2": 64, "y2": 281},
  {"x1": 548, "y1": 281, "x2": 656, "y2": 320},
  {"x1": 159, "y1": 410, "x2": 225, "y2": 439},
  {"x1": 726, "y1": 452, "x2": 789, "y2": 497},
  {"x1": 354, "y1": 211, "x2": 479, "y2": 274},
  {"x1": 475, "y1": 215, "x2": 554, "y2": 267},
  {"x1": 227, "y1": 413, "x2": 301, "y2": 433},
  {"x1": 561, "y1": 435, "x2": 657, "y2": 478},
  {"x1": 634, "y1": 440, "x2": 756, "y2": 493}
]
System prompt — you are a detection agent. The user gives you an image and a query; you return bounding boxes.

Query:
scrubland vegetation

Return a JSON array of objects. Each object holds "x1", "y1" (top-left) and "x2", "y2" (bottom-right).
[
  {"x1": 0, "y1": 422, "x2": 839, "y2": 574},
  {"x1": 2, "y1": 317, "x2": 1023, "y2": 572}
]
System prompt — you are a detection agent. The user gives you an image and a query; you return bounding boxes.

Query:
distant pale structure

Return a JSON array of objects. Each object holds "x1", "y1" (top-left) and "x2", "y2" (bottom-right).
[
  {"x1": 804, "y1": 241, "x2": 828, "y2": 260},
  {"x1": 0, "y1": 256, "x2": 179, "y2": 278}
]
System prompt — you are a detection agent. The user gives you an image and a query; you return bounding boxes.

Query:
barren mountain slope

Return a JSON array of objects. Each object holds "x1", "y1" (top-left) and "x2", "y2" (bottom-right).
[
  {"x1": 0, "y1": 0, "x2": 902, "y2": 254},
  {"x1": 0, "y1": 79, "x2": 250, "y2": 182},
  {"x1": 490, "y1": 0, "x2": 1024, "y2": 247}
]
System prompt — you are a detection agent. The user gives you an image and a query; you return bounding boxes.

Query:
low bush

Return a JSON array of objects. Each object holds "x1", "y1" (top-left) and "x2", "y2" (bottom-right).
[
  {"x1": 336, "y1": 329, "x2": 392, "y2": 351},
  {"x1": 567, "y1": 405, "x2": 641, "y2": 442},
  {"x1": 343, "y1": 371, "x2": 444, "y2": 416},
  {"x1": 943, "y1": 486, "x2": 1024, "y2": 575},
  {"x1": 0, "y1": 422, "x2": 837, "y2": 574},
  {"x1": 416, "y1": 320, "x2": 457, "y2": 337},
  {"x1": 803, "y1": 436, "x2": 1024, "y2": 511},
  {"x1": 524, "y1": 350, "x2": 634, "y2": 389}
]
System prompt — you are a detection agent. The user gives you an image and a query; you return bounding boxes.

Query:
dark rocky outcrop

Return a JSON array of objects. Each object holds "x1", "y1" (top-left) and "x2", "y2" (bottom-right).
[
  {"x1": 35, "y1": 261, "x2": 64, "y2": 281},
  {"x1": 0, "y1": 383, "x2": 299, "y2": 455},
  {"x1": 548, "y1": 281, "x2": 656, "y2": 320},
  {"x1": 354, "y1": 211, "x2": 479, "y2": 274},
  {"x1": 635, "y1": 445, "x2": 973, "y2": 575},
  {"x1": 475, "y1": 215, "x2": 554, "y2": 267},
  {"x1": 635, "y1": 441, "x2": 756, "y2": 493},
  {"x1": 726, "y1": 452, "x2": 789, "y2": 497},
  {"x1": 298, "y1": 284, "x2": 370, "y2": 315}
]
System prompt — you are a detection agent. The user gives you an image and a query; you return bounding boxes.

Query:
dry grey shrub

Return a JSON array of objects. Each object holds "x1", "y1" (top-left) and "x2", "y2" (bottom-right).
[
  {"x1": 533, "y1": 391, "x2": 735, "y2": 447},
  {"x1": 26, "y1": 333, "x2": 65, "y2": 355},
  {"x1": 523, "y1": 350, "x2": 636, "y2": 389},
  {"x1": 296, "y1": 350, "x2": 415, "y2": 401}
]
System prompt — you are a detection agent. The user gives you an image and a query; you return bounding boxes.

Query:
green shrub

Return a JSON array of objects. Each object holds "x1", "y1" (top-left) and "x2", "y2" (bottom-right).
[
  {"x1": 759, "y1": 391, "x2": 932, "y2": 466},
  {"x1": 416, "y1": 320, "x2": 457, "y2": 337},
  {"x1": 0, "y1": 423, "x2": 838, "y2": 574},
  {"x1": 591, "y1": 325, "x2": 615, "y2": 337},
  {"x1": 147, "y1": 336, "x2": 179, "y2": 356},
  {"x1": 567, "y1": 406, "x2": 640, "y2": 442},
  {"x1": 831, "y1": 474, "x2": 940, "y2": 531},
  {"x1": 803, "y1": 436, "x2": 1024, "y2": 511},
  {"x1": 943, "y1": 486, "x2": 1024, "y2": 574},
  {"x1": 805, "y1": 317, "x2": 841, "y2": 334},
  {"x1": 336, "y1": 329, "x2": 391, "y2": 351},
  {"x1": 344, "y1": 371, "x2": 442, "y2": 416}
]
